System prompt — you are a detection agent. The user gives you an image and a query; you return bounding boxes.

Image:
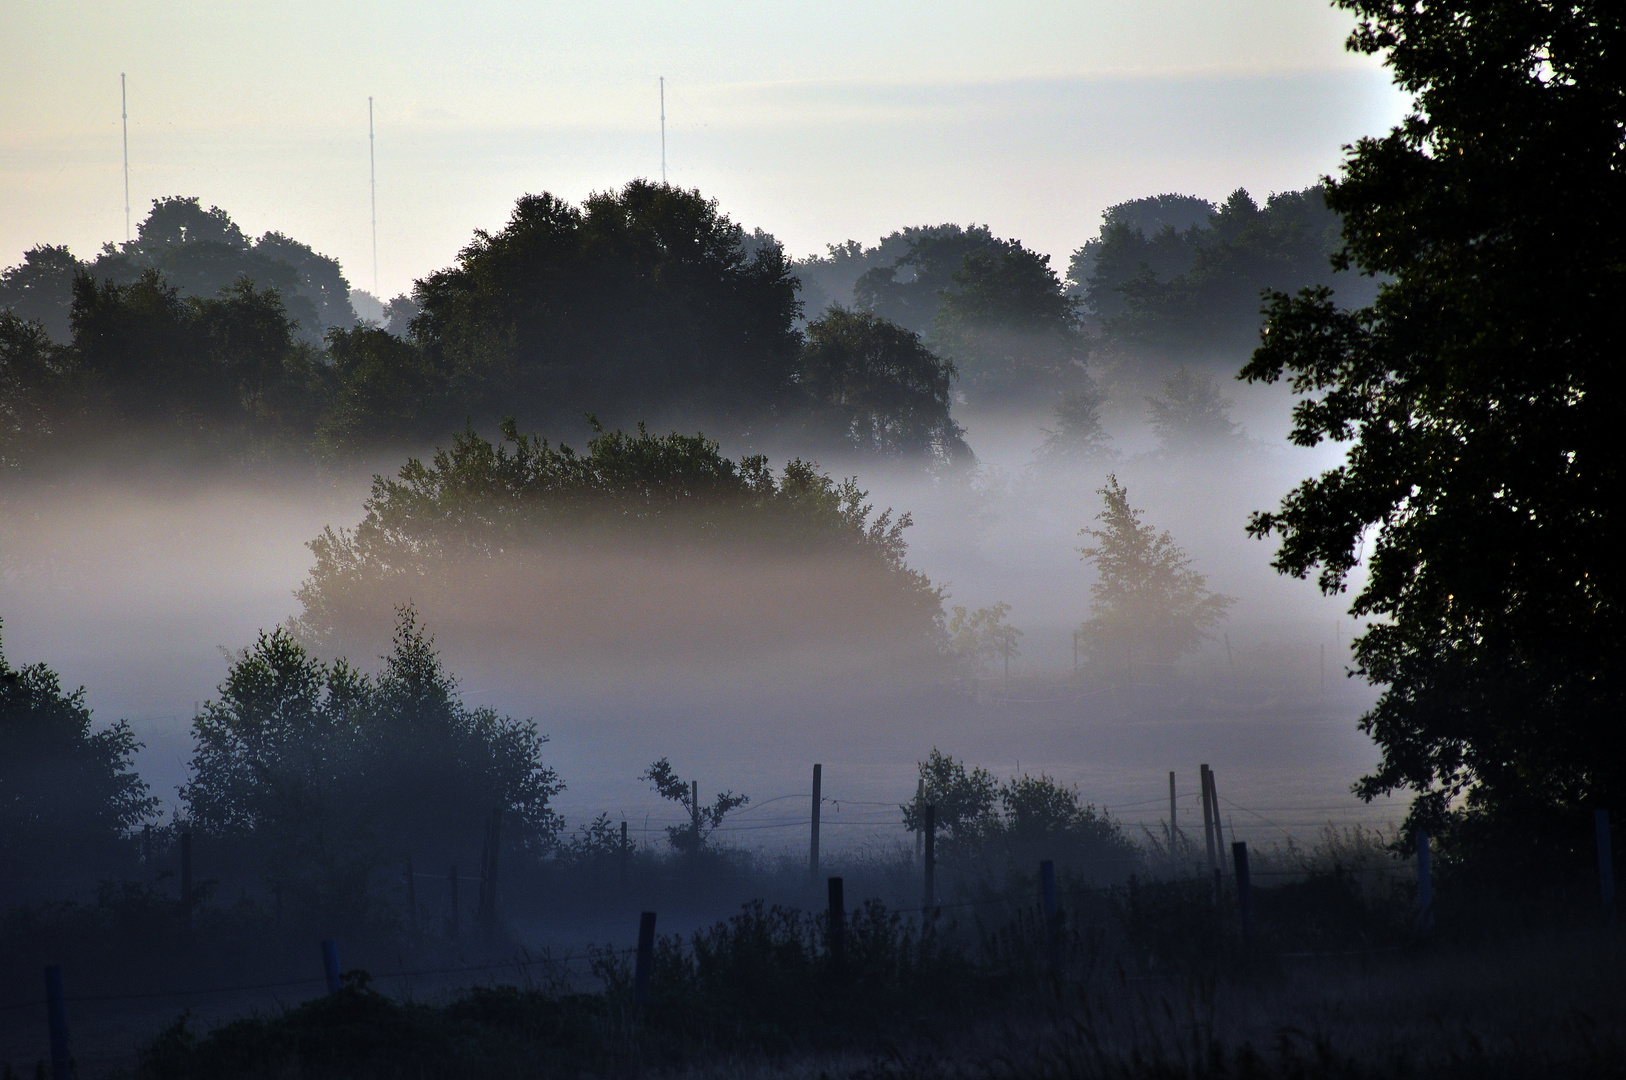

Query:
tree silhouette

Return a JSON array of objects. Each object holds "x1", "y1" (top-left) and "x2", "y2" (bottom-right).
[
  {"x1": 1077, "y1": 476, "x2": 1232, "y2": 682},
  {"x1": 1242, "y1": 0, "x2": 1626, "y2": 844},
  {"x1": 642, "y1": 757, "x2": 747, "y2": 854},
  {"x1": 1, "y1": 620, "x2": 156, "y2": 889}
]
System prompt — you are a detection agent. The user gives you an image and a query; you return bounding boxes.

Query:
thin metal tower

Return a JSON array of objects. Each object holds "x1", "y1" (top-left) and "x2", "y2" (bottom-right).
[
  {"x1": 121, "y1": 73, "x2": 130, "y2": 241},
  {"x1": 369, "y1": 97, "x2": 378, "y2": 295},
  {"x1": 660, "y1": 77, "x2": 666, "y2": 184}
]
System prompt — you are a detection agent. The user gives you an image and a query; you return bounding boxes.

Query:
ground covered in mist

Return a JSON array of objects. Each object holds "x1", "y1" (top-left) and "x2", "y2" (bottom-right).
[{"x1": 0, "y1": 384, "x2": 1390, "y2": 862}]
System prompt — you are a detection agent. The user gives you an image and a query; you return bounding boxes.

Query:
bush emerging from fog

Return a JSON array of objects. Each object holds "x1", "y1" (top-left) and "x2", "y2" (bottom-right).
[
  {"x1": 182, "y1": 609, "x2": 561, "y2": 924},
  {"x1": 901, "y1": 749, "x2": 1138, "y2": 880},
  {"x1": 292, "y1": 420, "x2": 945, "y2": 672}
]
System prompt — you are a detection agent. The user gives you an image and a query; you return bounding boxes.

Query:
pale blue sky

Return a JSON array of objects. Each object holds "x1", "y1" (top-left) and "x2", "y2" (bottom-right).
[{"x1": 2, "y1": 0, "x2": 1408, "y2": 298}]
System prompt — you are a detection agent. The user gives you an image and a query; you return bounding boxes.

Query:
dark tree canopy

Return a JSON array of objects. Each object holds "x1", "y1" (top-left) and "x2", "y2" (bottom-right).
[
  {"x1": 1, "y1": 621, "x2": 155, "y2": 891},
  {"x1": 929, "y1": 242, "x2": 1086, "y2": 403},
  {"x1": 67, "y1": 270, "x2": 328, "y2": 444},
  {"x1": 90, "y1": 198, "x2": 356, "y2": 344},
  {"x1": 183, "y1": 613, "x2": 562, "y2": 920},
  {"x1": 851, "y1": 224, "x2": 1007, "y2": 336},
  {"x1": 1243, "y1": 0, "x2": 1626, "y2": 844},
  {"x1": 317, "y1": 324, "x2": 449, "y2": 453},
  {"x1": 0, "y1": 313, "x2": 67, "y2": 467},
  {"x1": 795, "y1": 307, "x2": 968, "y2": 464},
  {"x1": 0, "y1": 245, "x2": 81, "y2": 342},
  {"x1": 293, "y1": 421, "x2": 944, "y2": 669},
  {"x1": 900, "y1": 749, "x2": 1136, "y2": 877},
  {"x1": 411, "y1": 181, "x2": 802, "y2": 438},
  {"x1": 1074, "y1": 187, "x2": 1377, "y2": 361}
]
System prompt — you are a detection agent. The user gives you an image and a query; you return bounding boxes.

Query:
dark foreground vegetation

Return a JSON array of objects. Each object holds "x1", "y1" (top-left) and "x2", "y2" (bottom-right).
[{"x1": 6, "y1": 849, "x2": 1621, "y2": 1080}]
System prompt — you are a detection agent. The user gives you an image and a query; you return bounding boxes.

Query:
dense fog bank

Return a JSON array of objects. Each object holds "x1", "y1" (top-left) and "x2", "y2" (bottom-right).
[{"x1": 0, "y1": 384, "x2": 1395, "y2": 858}]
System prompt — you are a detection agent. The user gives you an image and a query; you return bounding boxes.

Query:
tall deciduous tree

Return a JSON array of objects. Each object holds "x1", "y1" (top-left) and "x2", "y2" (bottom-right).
[
  {"x1": 1145, "y1": 367, "x2": 1244, "y2": 454},
  {"x1": 1242, "y1": 0, "x2": 1626, "y2": 845}
]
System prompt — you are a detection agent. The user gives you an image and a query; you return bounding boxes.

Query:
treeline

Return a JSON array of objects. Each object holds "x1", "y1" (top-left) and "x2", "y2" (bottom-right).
[
  {"x1": 0, "y1": 607, "x2": 1138, "y2": 922},
  {"x1": 3, "y1": 180, "x2": 1364, "y2": 472},
  {"x1": 793, "y1": 185, "x2": 1376, "y2": 367},
  {"x1": 0, "y1": 185, "x2": 969, "y2": 470}
]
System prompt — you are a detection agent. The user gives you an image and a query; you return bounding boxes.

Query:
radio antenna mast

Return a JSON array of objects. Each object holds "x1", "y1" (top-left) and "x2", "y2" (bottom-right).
[
  {"x1": 369, "y1": 96, "x2": 378, "y2": 295},
  {"x1": 660, "y1": 77, "x2": 666, "y2": 184},
  {"x1": 121, "y1": 73, "x2": 130, "y2": 242}
]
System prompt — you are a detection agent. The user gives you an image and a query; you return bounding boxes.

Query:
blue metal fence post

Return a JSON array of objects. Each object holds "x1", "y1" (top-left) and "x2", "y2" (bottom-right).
[
  {"x1": 1232, "y1": 841, "x2": 1253, "y2": 945},
  {"x1": 45, "y1": 965, "x2": 69, "y2": 1080},
  {"x1": 321, "y1": 938, "x2": 341, "y2": 994},
  {"x1": 827, "y1": 876, "x2": 846, "y2": 971},
  {"x1": 1415, "y1": 828, "x2": 1434, "y2": 931},
  {"x1": 633, "y1": 911, "x2": 657, "y2": 1012}
]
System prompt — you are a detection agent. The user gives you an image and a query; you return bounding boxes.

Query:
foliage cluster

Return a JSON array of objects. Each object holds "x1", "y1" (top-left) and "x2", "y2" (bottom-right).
[
  {"x1": 1244, "y1": 0, "x2": 1626, "y2": 847},
  {"x1": 0, "y1": 621, "x2": 155, "y2": 896},
  {"x1": 291, "y1": 420, "x2": 944, "y2": 664},
  {"x1": 1072, "y1": 187, "x2": 1378, "y2": 360},
  {"x1": 1, "y1": 271, "x2": 331, "y2": 465},
  {"x1": 410, "y1": 181, "x2": 801, "y2": 437},
  {"x1": 1077, "y1": 476, "x2": 1234, "y2": 671},
  {"x1": 0, "y1": 198, "x2": 354, "y2": 346},
  {"x1": 944, "y1": 602, "x2": 1023, "y2": 682},
  {"x1": 900, "y1": 750, "x2": 1138, "y2": 877},
  {"x1": 796, "y1": 223, "x2": 1091, "y2": 407},
  {"x1": 796, "y1": 306, "x2": 969, "y2": 464},
  {"x1": 641, "y1": 757, "x2": 750, "y2": 854},
  {"x1": 181, "y1": 611, "x2": 561, "y2": 926},
  {"x1": 1, "y1": 187, "x2": 973, "y2": 468}
]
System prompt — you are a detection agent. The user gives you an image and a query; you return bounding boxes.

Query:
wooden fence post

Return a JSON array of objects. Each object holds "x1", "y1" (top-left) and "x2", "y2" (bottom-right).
[
  {"x1": 1415, "y1": 828, "x2": 1433, "y2": 931},
  {"x1": 633, "y1": 911, "x2": 657, "y2": 1011},
  {"x1": 1232, "y1": 842, "x2": 1253, "y2": 945},
  {"x1": 922, "y1": 804, "x2": 937, "y2": 912},
  {"x1": 321, "y1": 938, "x2": 341, "y2": 994},
  {"x1": 1596, "y1": 809, "x2": 1614, "y2": 917},
  {"x1": 827, "y1": 876, "x2": 845, "y2": 971},
  {"x1": 1199, "y1": 765, "x2": 1216, "y2": 874},
  {"x1": 1208, "y1": 769, "x2": 1226, "y2": 862},
  {"x1": 810, "y1": 764, "x2": 822, "y2": 883},
  {"x1": 1167, "y1": 771, "x2": 1177, "y2": 849},
  {"x1": 45, "y1": 965, "x2": 69, "y2": 1080},
  {"x1": 620, "y1": 821, "x2": 630, "y2": 884}
]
